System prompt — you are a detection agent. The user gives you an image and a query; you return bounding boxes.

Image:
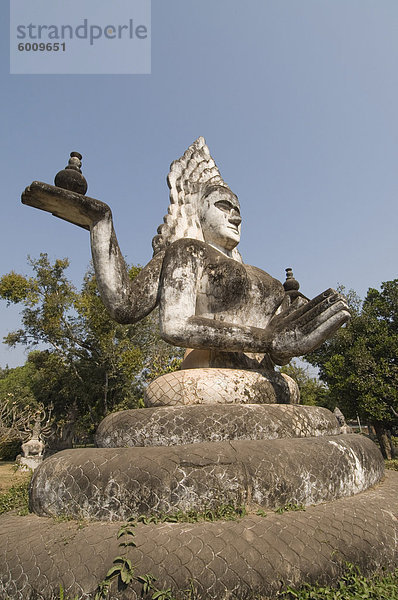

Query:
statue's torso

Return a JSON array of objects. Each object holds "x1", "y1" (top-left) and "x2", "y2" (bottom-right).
[{"x1": 169, "y1": 239, "x2": 285, "y2": 329}]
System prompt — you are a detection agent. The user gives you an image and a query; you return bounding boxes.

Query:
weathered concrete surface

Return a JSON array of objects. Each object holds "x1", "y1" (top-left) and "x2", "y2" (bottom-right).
[
  {"x1": 30, "y1": 435, "x2": 383, "y2": 521},
  {"x1": 23, "y1": 139, "x2": 350, "y2": 383},
  {"x1": 144, "y1": 368, "x2": 300, "y2": 406},
  {"x1": 1, "y1": 470, "x2": 397, "y2": 600},
  {"x1": 96, "y1": 404, "x2": 341, "y2": 448}
]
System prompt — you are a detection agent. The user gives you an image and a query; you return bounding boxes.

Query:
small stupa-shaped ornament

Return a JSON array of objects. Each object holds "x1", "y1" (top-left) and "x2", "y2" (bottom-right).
[
  {"x1": 54, "y1": 151, "x2": 88, "y2": 195},
  {"x1": 283, "y1": 268, "x2": 300, "y2": 292}
]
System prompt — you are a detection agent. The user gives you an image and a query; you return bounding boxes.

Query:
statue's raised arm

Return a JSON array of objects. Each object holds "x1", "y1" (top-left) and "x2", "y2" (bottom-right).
[
  {"x1": 22, "y1": 152, "x2": 163, "y2": 324},
  {"x1": 22, "y1": 139, "x2": 350, "y2": 404}
]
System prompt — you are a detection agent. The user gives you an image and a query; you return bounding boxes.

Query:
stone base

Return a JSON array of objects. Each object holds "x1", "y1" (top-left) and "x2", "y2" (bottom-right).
[
  {"x1": 15, "y1": 455, "x2": 43, "y2": 472},
  {"x1": 96, "y1": 404, "x2": 341, "y2": 448},
  {"x1": 144, "y1": 368, "x2": 299, "y2": 407},
  {"x1": 1, "y1": 471, "x2": 398, "y2": 600},
  {"x1": 29, "y1": 435, "x2": 383, "y2": 521}
]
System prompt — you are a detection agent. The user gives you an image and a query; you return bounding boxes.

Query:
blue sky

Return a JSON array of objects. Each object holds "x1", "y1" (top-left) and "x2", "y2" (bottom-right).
[{"x1": 1, "y1": 0, "x2": 397, "y2": 368}]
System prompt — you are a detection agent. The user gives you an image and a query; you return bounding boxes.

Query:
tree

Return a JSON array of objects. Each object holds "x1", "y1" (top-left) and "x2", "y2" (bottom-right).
[
  {"x1": 305, "y1": 282, "x2": 398, "y2": 459},
  {"x1": 0, "y1": 254, "x2": 182, "y2": 445},
  {"x1": 279, "y1": 360, "x2": 329, "y2": 406},
  {"x1": 0, "y1": 362, "x2": 37, "y2": 409}
]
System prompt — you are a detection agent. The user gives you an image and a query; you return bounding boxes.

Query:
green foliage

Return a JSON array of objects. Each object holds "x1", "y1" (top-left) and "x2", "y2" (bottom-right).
[
  {"x1": 274, "y1": 503, "x2": 305, "y2": 514},
  {"x1": 279, "y1": 361, "x2": 328, "y2": 406},
  {"x1": 0, "y1": 363, "x2": 37, "y2": 407},
  {"x1": 280, "y1": 563, "x2": 398, "y2": 599},
  {"x1": 0, "y1": 476, "x2": 31, "y2": 515},
  {"x1": 385, "y1": 459, "x2": 398, "y2": 471},
  {"x1": 57, "y1": 585, "x2": 79, "y2": 600},
  {"x1": 304, "y1": 281, "x2": 398, "y2": 458},
  {"x1": 17, "y1": 565, "x2": 398, "y2": 600},
  {"x1": 0, "y1": 437, "x2": 22, "y2": 460},
  {"x1": 95, "y1": 518, "x2": 157, "y2": 600},
  {"x1": 306, "y1": 281, "x2": 398, "y2": 422},
  {"x1": 134, "y1": 504, "x2": 248, "y2": 524},
  {"x1": 0, "y1": 271, "x2": 38, "y2": 305},
  {"x1": 0, "y1": 255, "x2": 183, "y2": 445}
]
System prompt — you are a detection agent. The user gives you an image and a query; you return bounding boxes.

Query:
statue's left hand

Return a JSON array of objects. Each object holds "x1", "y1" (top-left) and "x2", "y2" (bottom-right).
[{"x1": 268, "y1": 288, "x2": 350, "y2": 364}]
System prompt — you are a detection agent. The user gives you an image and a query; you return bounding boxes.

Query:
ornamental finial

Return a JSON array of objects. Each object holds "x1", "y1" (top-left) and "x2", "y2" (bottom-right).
[{"x1": 54, "y1": 151, "x2": 88, "y2": 195}]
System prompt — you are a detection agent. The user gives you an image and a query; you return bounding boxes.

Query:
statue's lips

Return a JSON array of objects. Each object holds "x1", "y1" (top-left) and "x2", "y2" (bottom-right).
[{"x1": 227, "y1": 225, "x2": 239, "y2": 234}]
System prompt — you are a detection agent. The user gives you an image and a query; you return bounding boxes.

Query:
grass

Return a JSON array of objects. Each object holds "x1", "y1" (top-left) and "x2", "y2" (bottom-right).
[
  {"x1": 0, "y1": 460, "x2": 31, "y2": 515},
  {"x1": 279, "y1": 563, "x2": 398, "y2": 599},
  {"x1": 0, "y1": 460, "x2": 31, "y2": 492},
  {"x1": 274, "y1": 502, "x2": 305, "y2": 514},
  {"x1": 0, "y1": 476, "x2": 31, "y2": 515},
  {"x1": 385, "y1": 458, "x2": 398, "y2": 471},
  {"x1": 133, "y1": 504, "x2": 248, "y2": 524}
]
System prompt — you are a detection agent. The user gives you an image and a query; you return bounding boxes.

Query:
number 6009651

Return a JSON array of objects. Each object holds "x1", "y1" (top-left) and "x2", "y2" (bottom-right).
[{"x1": 18, "y1": 42, "x2": 66, "y2": 51}]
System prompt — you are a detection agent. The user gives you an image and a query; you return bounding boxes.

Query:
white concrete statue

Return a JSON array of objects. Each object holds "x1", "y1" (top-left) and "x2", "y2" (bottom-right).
[{"x1": 22, "y1": 138, "x2": 350, "y2": 404}]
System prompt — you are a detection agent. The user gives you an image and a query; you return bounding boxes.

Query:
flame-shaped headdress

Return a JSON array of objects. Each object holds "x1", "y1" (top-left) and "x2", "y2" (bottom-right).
[{"x1": 152, "y1": 137, "x2": 240, "y2": 260}]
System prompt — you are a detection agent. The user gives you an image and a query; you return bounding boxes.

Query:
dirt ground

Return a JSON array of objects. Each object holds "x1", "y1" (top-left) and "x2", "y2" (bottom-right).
[{"x1": 0, "y1": 461, "x2": 30, "y2": 493}]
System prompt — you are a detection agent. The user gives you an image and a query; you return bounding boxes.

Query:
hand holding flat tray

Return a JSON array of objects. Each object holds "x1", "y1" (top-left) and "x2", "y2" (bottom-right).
[{"x1": 21, "y1": 181, "x2": 111, "y2": 230}]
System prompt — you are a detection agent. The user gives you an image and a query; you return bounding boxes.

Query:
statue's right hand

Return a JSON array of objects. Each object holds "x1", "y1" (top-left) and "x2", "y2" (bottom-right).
[
  {"x1": 268, "y1": 288, "x2": 350, "y2": 363},
  {"x1": 21, "y1": 181, "x2": 111, "y2": 230}
]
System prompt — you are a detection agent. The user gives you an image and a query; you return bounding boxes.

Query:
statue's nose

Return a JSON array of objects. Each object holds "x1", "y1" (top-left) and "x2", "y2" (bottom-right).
[{"x1": 229, "y1": 213, "x2": 241, "y2": 226}]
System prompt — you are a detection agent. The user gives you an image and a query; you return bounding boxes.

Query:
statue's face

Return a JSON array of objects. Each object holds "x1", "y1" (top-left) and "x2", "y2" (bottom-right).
[{"x1": 199, "y1": 187, "x2": 241, "y2": 251}]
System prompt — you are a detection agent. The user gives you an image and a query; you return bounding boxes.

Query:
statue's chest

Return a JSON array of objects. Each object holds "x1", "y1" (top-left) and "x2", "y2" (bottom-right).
[{"x1": 197, "y1": 260, "x2": 284, "y2": 327}]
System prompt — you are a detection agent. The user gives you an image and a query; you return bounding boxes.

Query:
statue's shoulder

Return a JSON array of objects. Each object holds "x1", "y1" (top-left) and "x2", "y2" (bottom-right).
[
  {"x1": 164, "y1": 238, "x2": 209, "y2": 260},
  {"x1": 247, "y1": 263, "x2": 283, "y2": 285},
  {"x1": 245, "y1": 263, "x2": 285, "y2": 301}
]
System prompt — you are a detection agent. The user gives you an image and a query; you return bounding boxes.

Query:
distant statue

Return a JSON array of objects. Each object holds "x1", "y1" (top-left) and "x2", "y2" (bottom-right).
[
  {"x1": 17, "y1": 404, "x2": 53, "y2": 470},
  {"x1": 21, "y1": 415, "x2": 45, "y2": 458},
  {"x1": 22, "y1": 139, "x2": 350, "y2": 405},
  {"x1": 333, "y1": 406, "x2": 352, "y2": 435}
]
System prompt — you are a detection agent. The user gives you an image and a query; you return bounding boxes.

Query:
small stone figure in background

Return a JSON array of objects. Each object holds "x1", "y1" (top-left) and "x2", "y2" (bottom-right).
[
  {"x1": 0, "y1": 393, "x2": 33, "y2": 448},
  {"x1": 17, "y1": 404, "x2": 53, "y2": 471},
  {"x1": 333, "y1": 406, "x2": 352, "y2": 435}
]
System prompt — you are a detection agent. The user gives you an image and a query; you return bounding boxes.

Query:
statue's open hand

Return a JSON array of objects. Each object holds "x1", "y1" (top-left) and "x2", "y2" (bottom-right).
[
  {"x1": 269, "y1": 288, "x2": 350, "y2": 364},
  {"x1": 21, "y1": 181, "x2": 111, "y2": 230}
]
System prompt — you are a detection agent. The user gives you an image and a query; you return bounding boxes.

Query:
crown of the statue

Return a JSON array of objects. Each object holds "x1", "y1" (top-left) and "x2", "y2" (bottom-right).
[
  {"x1": 167, "y1": 136, "x2": 230, "y2": 195},
  {"x1": 153, "y1": 137, "x2": 242, "y2": 262}
]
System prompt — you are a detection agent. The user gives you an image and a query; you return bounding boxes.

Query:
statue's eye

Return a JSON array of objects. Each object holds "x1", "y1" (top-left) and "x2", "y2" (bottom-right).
[{"x1": 215, "y1": 201, "x2": 233, "y2": 213}]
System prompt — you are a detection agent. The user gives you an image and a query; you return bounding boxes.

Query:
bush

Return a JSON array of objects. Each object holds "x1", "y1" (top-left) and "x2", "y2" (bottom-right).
[{"x1": 0, "y1": 437, "x2": 22, "y2": 460}]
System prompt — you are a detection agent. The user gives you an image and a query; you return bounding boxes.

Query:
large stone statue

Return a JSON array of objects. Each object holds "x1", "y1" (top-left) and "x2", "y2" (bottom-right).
[
  {"x1": 4, "y1": 139, "x2": 393, "y2": 600},
  {"x1": 22, "y1": 137, "x2": 350, "y2": 406}
]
